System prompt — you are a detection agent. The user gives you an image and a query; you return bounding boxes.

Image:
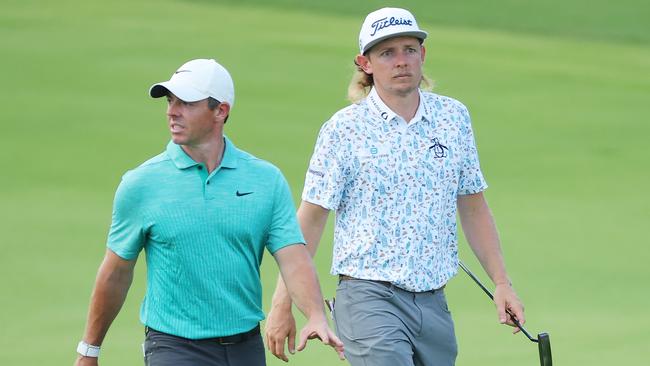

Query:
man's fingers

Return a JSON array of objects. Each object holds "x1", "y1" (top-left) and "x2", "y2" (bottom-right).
[
  {"x1": 297, "y1": 328, "x2": 325, "y2": 351},
  {"x1": 507, "y1": 314, "x2": 522, "y2": 334},
  {"x1": 264, "y1": 309, "x2": 297, "y2": 362},
  {"x1": 327, "y1": 331, "x2": 344, "y2": 348},
  {"x1": 268, "y1": 335, "x2": 288, "y2": 362},
  {"x1": 315, "y1": 330, "x2": 329, "y2": 345},
  {"x1": 325, "y1": 330, "x2": 346, "y2": 360},
  {"x1": 273, "y1": 341, "x2": 288, "y2": 362},
  {"x1": 505, "y1": 301, "x2": 525, "y2": 323},
  {"x1": 264, "y1": 330, "x2": 272, "y2": 352},
  {"x1": 288, "y1": 327, "x2": 296, "y2": 354},
  {"x1": 494, "y1": 285, "x2": 526, "y2": 334},
  {"x1": 313, "y1": 328, "x2": 346, "y2": 360},
  {"x1": 497, "y1": 301, "x2": 507, "y2": 324},
  {"x1": 296, "y1": 325, "x2": 345, "y2": 360},
  {"x1": 512, "y1": 304, "x2": 525, "y2": 325},
  {"x1": 296, "y1": 332, "x2": 308, "y2": 352},
  {"x1": 336, "y1": 344, "x2": 346, "y2": 360},
  {"x1": 499, "y1": 301, "x2": 526, "y2": 336}
]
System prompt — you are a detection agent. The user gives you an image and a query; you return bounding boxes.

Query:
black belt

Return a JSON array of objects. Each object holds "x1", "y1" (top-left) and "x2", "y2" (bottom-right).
[
  {"x1": 339, "y1": 275, "x2": 445, "y2": 293},
  {"x1": 145, "y1": 324, "x2": 260, "y2": 345},
  {"x1": 339, "y1": 274, "x2": 393, "y2": 288},
  {"x1": 210, "y1": 324, "x2": 260, "y2": 345}
]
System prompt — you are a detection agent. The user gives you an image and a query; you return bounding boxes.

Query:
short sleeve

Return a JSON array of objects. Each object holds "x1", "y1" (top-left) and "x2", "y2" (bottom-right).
[
  {"x1": 266, "y1": 172, "x2": 306, "y2": 254},
  {"x1": 456, "y1": 103, "x2": 488, "y2": 195},
  {"x1": 301, "y1": 120, "x2": 347, "y2": 210},
  {"x1": 106, "y1": 173, "x2": 146, "y2": 260}
]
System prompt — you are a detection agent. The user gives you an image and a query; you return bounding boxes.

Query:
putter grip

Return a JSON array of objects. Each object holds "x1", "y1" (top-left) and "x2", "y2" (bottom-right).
[{"x1": 506, "y1": 309, "x2": 537, "y2": 342}]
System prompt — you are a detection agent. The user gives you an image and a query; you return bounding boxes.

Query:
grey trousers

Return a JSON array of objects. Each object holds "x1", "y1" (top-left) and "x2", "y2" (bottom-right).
[
  {"x1": 333, "y1": 279, "x2": 457, "y2": 366},
  {"x1": 143, "y1": 327, "x2": 266, "y2": 366}
]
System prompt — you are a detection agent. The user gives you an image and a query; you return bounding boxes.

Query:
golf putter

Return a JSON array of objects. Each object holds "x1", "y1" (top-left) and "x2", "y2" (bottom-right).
[{"x1": 459, "y1": 261, "x2": 552, "y2": 366}]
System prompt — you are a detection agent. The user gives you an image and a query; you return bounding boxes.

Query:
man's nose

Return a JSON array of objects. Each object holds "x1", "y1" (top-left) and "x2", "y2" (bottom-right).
[
  {"x1": 394, "y1": 51, "x2": 408, "y2": 67},
  {"x1": 167, "y1": 100, "x2": 180, "y2": 117}
]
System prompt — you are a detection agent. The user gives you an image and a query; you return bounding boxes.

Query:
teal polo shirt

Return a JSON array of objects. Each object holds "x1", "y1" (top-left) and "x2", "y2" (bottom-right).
[{"x1": 107, "y1": 136, "x2": 305, "y2": 339}]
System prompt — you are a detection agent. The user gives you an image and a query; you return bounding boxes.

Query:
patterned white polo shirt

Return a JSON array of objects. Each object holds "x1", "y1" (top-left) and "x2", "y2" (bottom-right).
[{"x1": 303, "y1": 88, "x2": 488, "y2": 291}]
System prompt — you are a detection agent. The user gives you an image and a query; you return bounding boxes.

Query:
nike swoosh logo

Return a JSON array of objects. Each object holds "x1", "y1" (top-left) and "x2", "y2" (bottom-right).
[
  {"x1": 174, "y1": 70, "x2": 191, "y2": 74},
  {"x1": 236, "y1": 191, "x2": 254, "y2": 197}
]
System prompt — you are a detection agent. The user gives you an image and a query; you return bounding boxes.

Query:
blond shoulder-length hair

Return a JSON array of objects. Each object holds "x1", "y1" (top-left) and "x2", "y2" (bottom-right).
[{"x1": 347, "y1": 61, "x2": 434, "y2": 103}]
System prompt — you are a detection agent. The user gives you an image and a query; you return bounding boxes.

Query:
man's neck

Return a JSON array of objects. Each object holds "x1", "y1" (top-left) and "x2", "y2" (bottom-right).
[{"x1": 181, "y1": 136, "x2": 225, "y2": 173}]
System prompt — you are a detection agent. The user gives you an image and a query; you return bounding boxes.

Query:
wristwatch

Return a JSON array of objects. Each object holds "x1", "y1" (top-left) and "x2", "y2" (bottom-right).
[{"x1": 77, "y1": 341, "x2": 101, "y2": 357}]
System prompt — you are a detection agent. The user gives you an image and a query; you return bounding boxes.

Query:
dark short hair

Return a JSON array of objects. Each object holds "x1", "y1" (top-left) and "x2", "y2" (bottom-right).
[
  {"x1": 207, "y1": 97, "x2": 220, "y2": 110},
  {"x1": 207, "y1": 97, "x2": 229, "y2": 124}
]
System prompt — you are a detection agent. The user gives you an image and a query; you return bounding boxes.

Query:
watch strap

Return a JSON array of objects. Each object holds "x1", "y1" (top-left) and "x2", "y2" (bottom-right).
[{"x1": 77, "y1": 341, "x2": 101, "y2": 357}]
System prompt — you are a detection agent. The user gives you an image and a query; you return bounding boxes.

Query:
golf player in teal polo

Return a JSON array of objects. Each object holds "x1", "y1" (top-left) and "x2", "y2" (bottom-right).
[
  {"x1": 265, "y1": 8, "x2": 525, "y2": 366},
  {"x1": 75, "y1": 58, "x2": 343, "y2": 366}
]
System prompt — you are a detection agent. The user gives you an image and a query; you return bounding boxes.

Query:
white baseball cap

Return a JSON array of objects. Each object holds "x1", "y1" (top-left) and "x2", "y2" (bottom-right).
[
  {"x1": 358, "y1": 7, "x2": 428, "y2": 54},
  {"x1": 149, "y1": 58, "x2": 235, "y2": 108}
]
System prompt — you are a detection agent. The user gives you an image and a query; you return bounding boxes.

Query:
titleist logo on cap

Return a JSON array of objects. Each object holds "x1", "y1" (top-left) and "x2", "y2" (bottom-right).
[
  {"x1": 358, "y1": 8, "x2": 427, "y2": 54},
  {"x1": 370, "y1": 17, "x2": 413, "y2": 36}
]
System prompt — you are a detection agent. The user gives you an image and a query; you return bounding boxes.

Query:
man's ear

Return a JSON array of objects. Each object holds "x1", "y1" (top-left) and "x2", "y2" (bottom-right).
[
  {"x1": 355, "y1": 54, "x2": 372, "y2": 75},
  {"x1": 214, "y1": 102, "x2": 230, "y2": 123}
]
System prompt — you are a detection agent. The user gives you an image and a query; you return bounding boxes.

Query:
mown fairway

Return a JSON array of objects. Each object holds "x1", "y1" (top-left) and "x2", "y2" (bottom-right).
[{"x1": 1, "y1": 0, "x2": 648, "y2": 365}]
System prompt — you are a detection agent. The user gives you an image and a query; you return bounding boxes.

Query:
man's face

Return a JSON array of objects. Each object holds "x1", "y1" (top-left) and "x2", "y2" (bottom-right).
[
  {"x1": 359, "y1": 36, "x2": 425, "y2": 97},
  {"x1": 165, "y1": 94, "x2": 220, "y2": 147}
]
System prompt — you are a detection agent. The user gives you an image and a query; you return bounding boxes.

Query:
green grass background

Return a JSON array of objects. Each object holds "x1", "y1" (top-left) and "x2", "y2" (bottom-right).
[{"x1": 1, "y1": 0, "x2": 649, "y2": 364}]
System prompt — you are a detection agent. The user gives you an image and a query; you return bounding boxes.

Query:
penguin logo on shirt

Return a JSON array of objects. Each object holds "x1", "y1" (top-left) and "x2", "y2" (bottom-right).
[{"x1": 429, "y1": 138, "x2": 448, "y2": 158}]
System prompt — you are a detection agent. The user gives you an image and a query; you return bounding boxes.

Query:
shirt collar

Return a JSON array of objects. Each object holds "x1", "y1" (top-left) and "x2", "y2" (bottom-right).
[
  {"x1": 367, "y1": 87, "x2": 397, "y2": 122},
  {"x1": 408, "y1": 89, "x2": 434, "y2": 125},
  {"x1": 367, "y1": 88, "x2": 433, "y2": 125},
  {"x1": 220, "y1": 135, "x2": 238, "y2": 169},
  {"x1": 166, "y1": 135, "x2": 239, "y2": 170},
  {"x1": 417, "y1": 89, "x2": 434, "y2": 124}
]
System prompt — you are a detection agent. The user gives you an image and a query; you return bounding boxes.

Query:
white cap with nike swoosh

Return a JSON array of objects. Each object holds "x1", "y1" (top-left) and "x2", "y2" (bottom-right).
[{"x1": 149, "y1": 58, "x2": 235, "y2": 108}]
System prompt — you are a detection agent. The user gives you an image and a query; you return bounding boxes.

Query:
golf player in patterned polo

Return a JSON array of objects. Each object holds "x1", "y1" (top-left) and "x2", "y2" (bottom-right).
[
  {"x1": 265, "y1": 7, "x2": 526, "y2": 365},
  {"x1": 74, "y1": 59, "x2": 343, "y2": 366}
]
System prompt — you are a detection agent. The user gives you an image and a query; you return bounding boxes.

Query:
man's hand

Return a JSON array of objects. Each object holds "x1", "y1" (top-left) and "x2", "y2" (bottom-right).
[
  {"x1": 265, "y1": 305, "x2": 297, "y2": 362},
  {"x1": 74, "y1": 356, "x2": 98, "y2": 366},
  {"x1": 271, "y1": 243, "x2": 345, "y2": 361},
  {"x1": 296, "y1": 315, "x2": 345, "y2": 360},
  {"x1": 494, "y1": 283, "x2": 525, "y2": 334}
]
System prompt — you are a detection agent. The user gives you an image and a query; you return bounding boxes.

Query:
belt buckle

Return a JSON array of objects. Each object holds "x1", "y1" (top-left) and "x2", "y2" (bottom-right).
[{"x1": 217, "y1": 337, "x2": 236, "y2": 345}]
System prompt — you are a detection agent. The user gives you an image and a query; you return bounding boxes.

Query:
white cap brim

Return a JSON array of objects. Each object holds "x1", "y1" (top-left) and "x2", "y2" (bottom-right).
[{"x1": 362, "y1": 30, "x2": 427, "y2": 54}]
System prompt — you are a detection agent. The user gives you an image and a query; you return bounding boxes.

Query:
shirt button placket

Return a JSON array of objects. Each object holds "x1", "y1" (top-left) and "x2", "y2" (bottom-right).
[{"x1": 196, "y1": 165, "x2": 210, "y2": 198}]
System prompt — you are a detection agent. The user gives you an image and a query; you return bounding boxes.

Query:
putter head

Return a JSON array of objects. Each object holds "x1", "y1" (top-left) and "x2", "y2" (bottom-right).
[{"x1": 537, "y1": 332, "x2": 552, "y2": 366}]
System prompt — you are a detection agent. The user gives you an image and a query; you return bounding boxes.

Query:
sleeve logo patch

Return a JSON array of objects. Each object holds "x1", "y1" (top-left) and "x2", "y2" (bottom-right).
[{"x1": 308, "y1": 169, "x2": 325, "y2": 178}]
